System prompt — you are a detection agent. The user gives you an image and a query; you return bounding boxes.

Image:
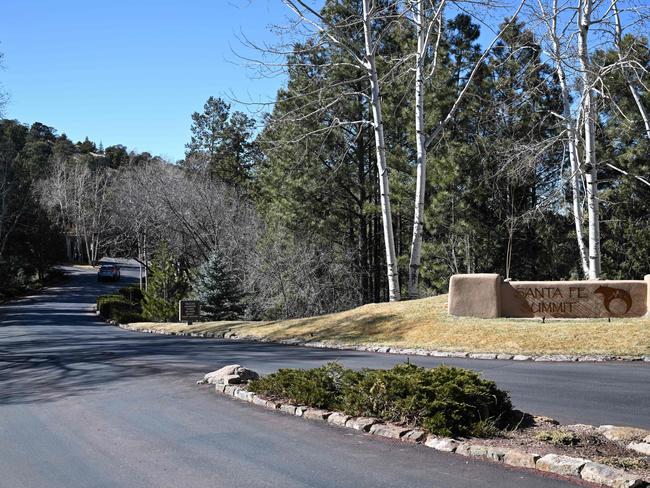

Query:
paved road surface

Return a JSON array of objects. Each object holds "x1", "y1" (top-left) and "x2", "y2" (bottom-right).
[{"x1": 1, "y1": 265, "x2": 648, "y2": 488}]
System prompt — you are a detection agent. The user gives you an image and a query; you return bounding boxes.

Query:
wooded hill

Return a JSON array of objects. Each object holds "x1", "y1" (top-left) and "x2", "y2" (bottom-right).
[{"x1": 1, "y1": 0, "x2": 648, "y2": 319}]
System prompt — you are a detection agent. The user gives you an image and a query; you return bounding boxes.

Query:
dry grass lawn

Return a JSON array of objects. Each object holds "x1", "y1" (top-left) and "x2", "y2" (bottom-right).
[{"x1": 129, "y1": 294, "x2": 650, "y2": 356}]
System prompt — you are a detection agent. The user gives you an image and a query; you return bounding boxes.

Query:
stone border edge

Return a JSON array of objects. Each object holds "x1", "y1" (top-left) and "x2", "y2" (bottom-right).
[
  {"x1": 103, "y1": 315, "x2": 650, "y2": 363},
  {"x1": 210, "y1": 382, "x2": 649, "y2": 488}
]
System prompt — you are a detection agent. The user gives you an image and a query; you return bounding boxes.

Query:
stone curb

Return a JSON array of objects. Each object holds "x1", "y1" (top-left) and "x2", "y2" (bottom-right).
[
  {"x1": 210, "y1": 382, "x2": 649, "y2": 488},
  {"x1": 107, "y1": 318, "x2": 650, "y2": 363}
]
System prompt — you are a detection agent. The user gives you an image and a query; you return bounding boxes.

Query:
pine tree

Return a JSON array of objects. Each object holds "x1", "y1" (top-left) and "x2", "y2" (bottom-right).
[
  {"x1": 142, "y1": 242, "x2": 189, "y2": 321},
  {"x1": 194, "y1": 249, "x2": 244, "y2": 320}
]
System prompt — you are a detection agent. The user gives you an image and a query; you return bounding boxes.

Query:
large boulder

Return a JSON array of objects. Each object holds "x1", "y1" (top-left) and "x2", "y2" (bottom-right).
[
  {"x1": 598, "y1": 425, "x2": 650, "y2": 443},
  {"x1": 201, "y1": 365, "x2": 259, "y2": 385}
]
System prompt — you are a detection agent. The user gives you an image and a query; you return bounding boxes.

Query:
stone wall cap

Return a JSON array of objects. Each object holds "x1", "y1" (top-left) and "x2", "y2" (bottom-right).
[
  {"x1": 509, "y1": 279, "x2": 646, "y2": 285},
  {"x1": 452, "y1": 273, "x2": 502, "y2": 278}
]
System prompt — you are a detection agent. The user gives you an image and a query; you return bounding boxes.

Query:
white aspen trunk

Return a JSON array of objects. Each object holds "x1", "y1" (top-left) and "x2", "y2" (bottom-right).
[
  {"x1": 549, "y1": 0, "x2": 590, "y2": 276},
  {"x1": 578, "y1": 0, "x2": 601, "y2": 279},
  {"x1": 612, "y1": 0, "x2": 650, "y2": 139},
  {"x1": 408, "y1": 0, "x2": 427, "y2": 298},
  {"x1": 629, "y1": 83, "x2": 650, "y2": 139},
  {"x1": 362, "y1": 0, "x2": 400, "y2": 301}
]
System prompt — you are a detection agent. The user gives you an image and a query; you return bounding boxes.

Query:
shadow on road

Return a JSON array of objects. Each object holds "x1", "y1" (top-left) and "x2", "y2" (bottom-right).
[{"x1": 0, "y1": 267, "x2": 370, "y2": 404}]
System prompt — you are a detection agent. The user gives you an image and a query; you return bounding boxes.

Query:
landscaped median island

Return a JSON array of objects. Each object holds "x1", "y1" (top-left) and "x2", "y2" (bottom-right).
[
  {"x1": 121, "y1": 294, "x2": 650, "y2": 359},
  {"x1": 199, "y1": 363, "x2": 650, "y2": 488}
]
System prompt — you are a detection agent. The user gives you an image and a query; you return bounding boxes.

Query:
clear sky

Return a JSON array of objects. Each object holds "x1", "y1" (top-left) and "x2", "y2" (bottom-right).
[{"x1": 0, "y1": 0, "x2": 289, "y2": 161}]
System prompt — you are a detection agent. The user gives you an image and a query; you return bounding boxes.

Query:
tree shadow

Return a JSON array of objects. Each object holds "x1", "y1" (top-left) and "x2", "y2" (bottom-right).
[{"x1": 0, "y1": 267, "x2": 380, "y2": 404}]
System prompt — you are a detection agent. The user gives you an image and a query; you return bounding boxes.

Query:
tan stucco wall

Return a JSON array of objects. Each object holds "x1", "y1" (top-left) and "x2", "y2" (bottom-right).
[
  {"x1": 646, "y1": 275, "x2": 650, "y2": 317},
  {"x1": 501, "y1": 280, "x2": 647, "y2": 318},
  {"x1": 448, "y1": 274, "x2": 648, "y2": 319},
  {"x1": 448, "y1": 274, "x2": 502, "y2": 318}
]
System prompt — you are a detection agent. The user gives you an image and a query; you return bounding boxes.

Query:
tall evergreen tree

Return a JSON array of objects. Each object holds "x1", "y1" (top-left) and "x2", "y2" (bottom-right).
[
  {"x1": 142, "y1": 242, "x2": 190, "y2": 321},
  {"x1": 194, "y1": 249, "x2": 244, "y2": 320},
  {"x1": 185, "y1": 96, "x2": 256, "y2": 186}
]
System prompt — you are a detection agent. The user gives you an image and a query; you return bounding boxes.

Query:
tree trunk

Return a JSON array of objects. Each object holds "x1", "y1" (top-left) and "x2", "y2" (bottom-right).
[
  {"x1": 549, "y1": 2, "x2": 590, "y2": 276},
  {"x1": 611, "y1": 0, "x2": 650, "y2": 139},
  {"x1": 408, "y1": 0, "x2": 427, "y2": 299},
  {"x1": 578, "y1": 0, "x2": 601, "y2": 279},
  {"x1": 362, "y1": 0, "x2": 400, "y2": 301},
  {"x1": 357, "y1": 128, "x2": 369, "y2": 303}
]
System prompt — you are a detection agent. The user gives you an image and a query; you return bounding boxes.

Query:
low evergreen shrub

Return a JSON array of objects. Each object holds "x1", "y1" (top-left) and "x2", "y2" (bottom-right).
[
  {"x1": 249, "y1": 362, "x2": 512, "y2": 437},
  {"x1": 118, "y1": 285, "x2": 144, "y2": 303},
  {"x1": 96, "y1": 294, "x2": 143, "y2": 323}
]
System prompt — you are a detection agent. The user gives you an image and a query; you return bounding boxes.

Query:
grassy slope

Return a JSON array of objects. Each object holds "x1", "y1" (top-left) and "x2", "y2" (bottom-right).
[{"x1": 129, "y1": 295, "x2": 650, "y2": 356}]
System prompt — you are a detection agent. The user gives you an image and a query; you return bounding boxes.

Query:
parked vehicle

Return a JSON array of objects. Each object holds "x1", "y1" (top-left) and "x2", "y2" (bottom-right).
[{"x1": 97, "y1": 265, "x2": 121, "y2": 282}]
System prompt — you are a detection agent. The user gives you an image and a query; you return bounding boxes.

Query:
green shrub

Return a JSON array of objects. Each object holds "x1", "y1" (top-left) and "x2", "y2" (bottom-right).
[
  {"x1": 249, "y1": 362, "x2": 512, "y2": 437},
  {"x1": 97, "y1": 295, "x2": 124, "y2": 314},
  {"x1": 249, "y1": 363, "x2": 352, "y2": 409},
  {"x1": 534, "y1": 430, "x2": 580, "y2": 446},
  {"x1": 118, "y1": 285, "x2": 144, "y2": 303},
  {"x1": 142, "y1": 241, "x2": 189, "y2": 322},
  {"x1": 112, "y1": 311, "x2": 144, "y2": 323},
  {"x1": 97, "y1": 294, "x2": 143, "y2": 323}
]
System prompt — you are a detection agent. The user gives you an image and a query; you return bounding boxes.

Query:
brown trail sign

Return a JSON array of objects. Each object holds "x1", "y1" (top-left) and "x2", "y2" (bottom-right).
[{"x1": 179, "y1": 300, "x2": 201, "y2": 324}]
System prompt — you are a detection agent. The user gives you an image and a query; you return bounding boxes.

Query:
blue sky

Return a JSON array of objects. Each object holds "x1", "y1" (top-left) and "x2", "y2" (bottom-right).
[{"x1": 0, "y1": 0, "x2": 289, "y2": 161}]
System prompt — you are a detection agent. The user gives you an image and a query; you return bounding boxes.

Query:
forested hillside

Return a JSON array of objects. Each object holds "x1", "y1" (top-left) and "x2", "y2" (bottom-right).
[{"x1": 1, "y1": 0, "x2": 648, "y2": 319}]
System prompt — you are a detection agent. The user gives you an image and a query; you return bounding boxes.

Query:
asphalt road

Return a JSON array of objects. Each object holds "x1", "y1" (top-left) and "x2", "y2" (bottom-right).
[{"x1": 1, "y1": 265, "x2": 648, "y2": 488}]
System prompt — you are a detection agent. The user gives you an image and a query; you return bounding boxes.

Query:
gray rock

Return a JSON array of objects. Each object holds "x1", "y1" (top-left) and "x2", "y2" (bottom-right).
[
  {"x1": 401, "y1": 429, "x2": 427, "y2": 443},
  {"x1": 627, "y1": 442, "x2": 650, "y2": 455},
  {"x1": 598, "y1": 425, "x2": 650, "y2": 442},
  {"x1": 369, "y1": 423, "x2": 410, "y2": 439},
  {"x1": 375, "y1": 347, "x2": 391, "y2": 353},
  {"x1": 564, "y1": 424, "x2": 598, "y2": 434},
  {"x1": 455, "y1": 444, "x2": 489, "y2": 458},
  {"x1": 250, "y1": 395, "x2": 279, "y2": 409},
  {"x1": 645, "y1": 434, "x2": 650, "y2": 443},
  {"x1": 279, "y1": 404, "x2": 298, "y2": 415},
  {"x1": 203, "y1": 365, "x2": 260, "y2": 385},
  {"x1": 327, "y1": 412, "x2": 351, "y2": 427},
  {"x1": 424, "y1": 436, "x2": 458, "y2": 452},
  {"x1": 294, "y1": 406, "x2": 308, "y2": 417},
  {"x1": 469, "y1": 353, "x2": 497, "y2": 360},
  {"x1": 577, "y1": 355, "x2": 611, "y2": 362},
  {"x1": 302, "y1": 408, "x2": 331, "y2": 421},
  {"x1": 497, "y1": 354, "x2": 514, "y2": 360},
  {"x1": 214, "y1": 383, "x2": 227, "y2": 393},
  {"x1": 534, "y1": 355, "x2": 578, "y2": 362},
  {"x1": 252, "y1": 395, "x2": 269, "y2": 407},
  {"x1": 429, "y1": 351, "x2": 450, "y2": 358},
  {"x1": 513, "y1": 355, "x2": 532, "y2": 361},
  {"x1": 223, "y1": 385, "x2": 240, "y2": 396},
  {"x1": 235, "y1": 389, "x2": 254, "y2": 402},
  {"x1": 503, "y1": 450, "x2": 540, "y2": 469},
  {"x1": 580, "y1": 462, "x2": 648, "y2": 488},
  {"x1": 536, "y1": 454, "x2": 588, "y2": 477},
  {"x1": 346, "y1": 417, "x2": 379, "y2": 432},
  {"x1": 221, "y1": 374, "x2": 242, "y2": 385},
  {"x1": 399, "y1": 349, "x2": 417, "y2": 355},
  {"x1": 446, "y1": 351, "x2": 469, "y2": 358},
  {"x1": 486, "y1": 447, "x2": 510, "y2": 462},
  {"x1": 533, "y1": 415, "x2": 560, "y2": 425}
]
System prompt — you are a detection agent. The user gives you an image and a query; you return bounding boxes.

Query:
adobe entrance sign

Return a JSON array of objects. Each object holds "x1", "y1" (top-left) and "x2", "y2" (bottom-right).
[{"x1": 448, "y1": 274, "x2": 650, "y2": 319}]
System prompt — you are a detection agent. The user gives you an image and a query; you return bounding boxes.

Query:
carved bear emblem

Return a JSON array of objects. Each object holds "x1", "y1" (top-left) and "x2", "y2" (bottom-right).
[{"x1": 594, "y1": 286, "x2": 632, "y2": 315}]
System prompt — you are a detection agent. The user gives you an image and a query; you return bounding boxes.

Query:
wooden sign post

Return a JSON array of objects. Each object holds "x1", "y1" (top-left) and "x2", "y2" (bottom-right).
[{"x1": 179, "y1": 300, "x2": 201, "y2": 325}]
